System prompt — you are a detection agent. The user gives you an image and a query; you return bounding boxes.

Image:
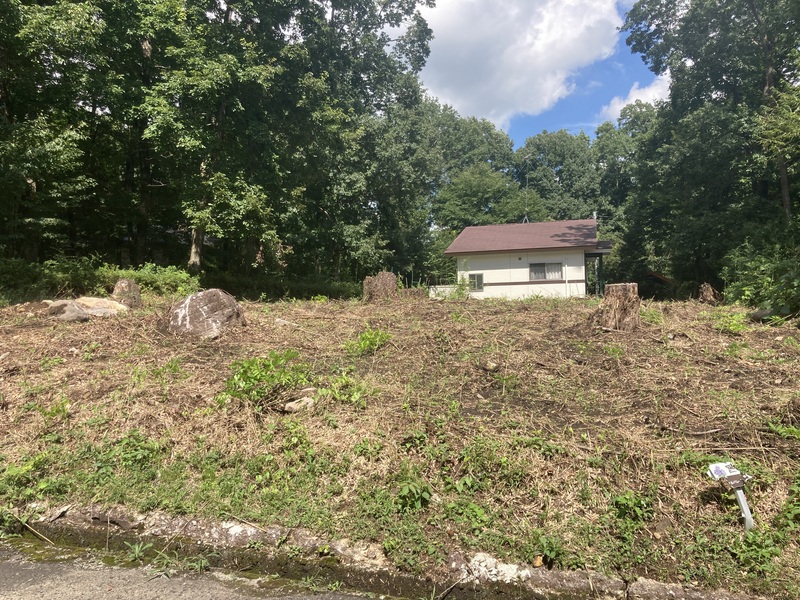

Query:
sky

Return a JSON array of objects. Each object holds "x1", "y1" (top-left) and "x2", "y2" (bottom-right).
[{"x1": 416, "y1": 0, "x2": 671, "y2": 147}]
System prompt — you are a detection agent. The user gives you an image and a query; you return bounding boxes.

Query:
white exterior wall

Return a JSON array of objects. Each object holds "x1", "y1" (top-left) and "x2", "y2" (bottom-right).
[{"x1": 455, "y1": 250, "x2": 587, "y2": 299}]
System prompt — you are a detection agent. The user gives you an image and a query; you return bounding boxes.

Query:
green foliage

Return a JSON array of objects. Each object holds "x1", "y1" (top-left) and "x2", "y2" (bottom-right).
[
  {"x1": 102, "y1": 264, "x2": 199, "y2": 296},
  {"x1": 0, "y1": 258, "x2": 199, "y2": 304},
  {"x1": 610, "y1": 490, "x2": 653, "y2": 523},
  {"x1": 344, "y1": 328, "x2": 392, "y2": 358},
  {"x1": 723, "y1": 238, "x2": 800, "y2": 315},
  {"x1": 640, "y1": 305, "x2": 665, "y2": 325},
  {"x1": 511, "y1": 434, "x2": 566, "y2": 458},
  {"x1": 318, "y1": 372, "x2": 369, "y2": 410},
  {"x1": 221, "y1": 351, "x2": 311, "y2": 410},
  {"x1": 396, "y1": 478, "x2": 432, "y2": 512},
  {"x1": 707, "y1": 310, "x2": 750, "y2": 335},
  {"x1": 732, "y1": 531, "x2": 782, "y2": 575},
  {"x1": 124, "y1": 541, "x2": 153, "y2": 563},
  {"x1": 768, "y1": 422, "x2": 800, "y2": 441},
  {"x1": 444, "y1": 500, "x2": 490, "y2": 534}
]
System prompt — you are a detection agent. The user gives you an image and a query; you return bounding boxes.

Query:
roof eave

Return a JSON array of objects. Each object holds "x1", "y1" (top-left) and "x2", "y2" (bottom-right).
[{"x1": 445, "y1": 244, "x2": 603, "y2": 257}]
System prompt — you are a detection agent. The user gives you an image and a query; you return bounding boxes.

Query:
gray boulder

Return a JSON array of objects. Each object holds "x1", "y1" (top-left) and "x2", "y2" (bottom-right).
[
  {"x1": 47, "y1": 300, "x2": 90, "y2": 322},
  {"x1": 168, "y1": 289, "x2": 245, "y2": 339}
]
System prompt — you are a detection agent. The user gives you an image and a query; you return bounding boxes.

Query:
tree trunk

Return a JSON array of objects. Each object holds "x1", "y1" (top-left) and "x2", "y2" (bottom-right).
[
  {"x1": 778, "y1": 157, "x2": 792, "y2": 220},
  {"x1": 188, "y1": 224, "x2": 205, "y2": 274},
  {"x1": 748, "y1": 0, "x2": 792, "y2": 220}
]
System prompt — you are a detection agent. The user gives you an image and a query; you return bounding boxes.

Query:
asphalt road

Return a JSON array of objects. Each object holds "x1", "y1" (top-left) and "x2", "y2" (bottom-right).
[{"x1": 0, "y1": 542, "x2": 369, "y2": 600}]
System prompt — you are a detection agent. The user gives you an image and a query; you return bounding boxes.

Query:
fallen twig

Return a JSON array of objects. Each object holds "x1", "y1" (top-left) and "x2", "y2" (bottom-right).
[{"x1": 2, "y1": 506, "x2": 56, "y2": 545}]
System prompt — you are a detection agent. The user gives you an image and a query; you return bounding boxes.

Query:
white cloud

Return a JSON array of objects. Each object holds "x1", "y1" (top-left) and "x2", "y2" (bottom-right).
[
  {"x1": 418, "y1": 0, "x2": 622, "y2": 130},
  {"x1": 598, "y1": 73, "x2": 671, "y2": 122}
]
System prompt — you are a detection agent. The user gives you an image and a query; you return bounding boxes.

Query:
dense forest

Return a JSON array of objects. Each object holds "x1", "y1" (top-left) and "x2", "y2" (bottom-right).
[{"x1": 1, "y1": 0, "x2": 798, "y2": 310}]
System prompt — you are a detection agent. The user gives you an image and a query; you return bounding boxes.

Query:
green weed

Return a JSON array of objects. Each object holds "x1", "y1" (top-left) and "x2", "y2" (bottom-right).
[
  {"x1": 640, "y1": 306, "x2": 664, "y2": 325},
  {"x1": 38, "y1": 356, "x2": 65, "y2": 371},
  {"x1": 124, "y1": 541, "x2": 153, "y2": 563},
  {"x1": 318, "y1": 372, "x2": 369, "y2": 410},
  {"x1": 82, "y1": 342, "x2": 101, "y2": 361},
  {"x1": 511, "y1": 434, "x2": 566, "y2": 458},
  {"x1": 396, "y1": 478, "x2": 432, "y2": 512},
  {"x1": 344, "y1": 327, "x2": 392, "y2": 358},
  {"x1": 220, "y1": 350, "x2": 311, "y2": 410},
  {"x1": 768, "y1": 421, "x2": 800, "y2": 441},
  {"x1": 610, "y1": 490, "x2": 654, "y2": 523},
  {"x1": 708, "y1": 310, "x2": 750, "y2": 335}
]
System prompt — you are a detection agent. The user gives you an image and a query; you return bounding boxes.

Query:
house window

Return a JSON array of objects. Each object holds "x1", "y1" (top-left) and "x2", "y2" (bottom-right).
[
  {"x1": 530, "y1": 262, "x2": 563, "y2": 281},
  {"x1": 468, "y1": 273, "x2": 484, "y2": 291}
]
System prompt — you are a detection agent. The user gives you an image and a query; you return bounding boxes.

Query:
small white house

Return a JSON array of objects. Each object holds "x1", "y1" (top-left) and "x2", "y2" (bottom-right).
[{"x1": 440, "y1": 219, "x2": 611, "y2": 299}]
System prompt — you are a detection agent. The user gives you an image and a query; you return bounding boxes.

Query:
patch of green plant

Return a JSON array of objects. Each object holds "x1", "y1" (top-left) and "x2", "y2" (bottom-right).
[
  {"x1": 491, "y1": 371, "x2": 520, "y2": 395},
  {"x1": 124, "y1": 541, "x2": 153, "y2": 563},
  {"x1": 457, "y1": 436, "x2": 527, "y2": 490},
  {"x1": 31, "y1": 396, "x2": 70, "y2": 428},
  {"x1": 38, "y1": 356, "x2": 65, "y2": 371},
  {"x1": 768, "y1": 421, "x2": 800, "y2": 441},
  {"x1": 99, "y1": 262, "x2": 200, "y2": 296},
  {"x1": 353, "y1": 438, "x2": 384, "y2": 460},
  {"x1": 443, "y1": 474, "x2": 480, "y2": 494},
  {"x1": 400, "y1": 429, "x2": 428, "y2": 452},
  {"x1": 610, "y1": 490, "x2": 654, "y2": 523},
  {"x1": 640, "y1": 305, "x2": 664, "y2": 325},
  {"x1": 82, "y1": 342, "x2": 101, "y2": 361},
  {"x1": 396, "y1": 478, "x2": 432, "y2": 512},
  {"x1": 732, "y1": 530, "x2": 783, "y2": 574},
  {"x1": 344, "y1": 327, "x2": 392, "y2": 358},
  {"x1": 444, "y1": 500, "x2": 490, "y2": 534},
  {"x1": 725, "y1": 340, "x2": 750, "y2": 357},
  {"x1": 707, "y1": 310, "x2": 750, "y2": 335},
  {"x1": 318, "y1": 371, "x2": 369, "y2": 409},
  {"x1": 520, "y1": 530, "x2": 564, "y2": 568},
  {"x1": 668, "y1": 449, "x2": 727, "y2": 471},
  {"x1": 219, "y1": 350, "x2": 311, "y2": 410},
  {"x1": 511, "y1": 434, "x2": 566, "y2": 458},
  {"x1": 723, "y1": 239, "x2": 800, "y2": 316},
  {"x1": 602, "y1": 344, "x2": 624, "y2": 359}
]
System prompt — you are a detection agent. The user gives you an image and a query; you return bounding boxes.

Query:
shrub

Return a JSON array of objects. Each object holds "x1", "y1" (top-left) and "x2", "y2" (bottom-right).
[
  {"x1": 723, "y1": 238, "x2": 800, "y2": 315},
  {"x1": 0, "y1": 258, "x2": 199, "y2": 304}
]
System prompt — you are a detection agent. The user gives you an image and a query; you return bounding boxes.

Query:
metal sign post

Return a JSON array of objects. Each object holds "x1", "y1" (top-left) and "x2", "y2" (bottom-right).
[{"x1": 707, "y1": 462, "x2": 754, "y2": 531}]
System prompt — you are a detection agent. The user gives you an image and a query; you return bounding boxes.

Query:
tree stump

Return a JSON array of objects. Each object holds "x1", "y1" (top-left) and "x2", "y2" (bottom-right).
[
  {"x1": 362, "y1": 272, "x2": 399, "y2": 303},
  {"x1": 591, "y1": 283, "x2": 641, "y2": 331},
  {"x1": 112, "y1": 278, "x2": 143, "y2": 308},
  {"x1": 698, "y1": 283, "x2": 722, "y2": 305}
]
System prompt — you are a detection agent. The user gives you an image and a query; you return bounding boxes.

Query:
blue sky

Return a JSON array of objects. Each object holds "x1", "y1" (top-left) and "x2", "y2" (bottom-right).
[{"x1": 417, "y1": 0, "x2": 670, "y2": 148}]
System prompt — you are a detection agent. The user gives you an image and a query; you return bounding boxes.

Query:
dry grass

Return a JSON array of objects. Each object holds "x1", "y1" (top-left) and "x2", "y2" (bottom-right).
[{"x1": 1, "y1": 295, "x2": 799, "y2": 595}]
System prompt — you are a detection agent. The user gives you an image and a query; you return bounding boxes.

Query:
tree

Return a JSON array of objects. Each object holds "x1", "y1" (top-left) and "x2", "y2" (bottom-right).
[
  {"x1": 623, "y1": 0, "x2": 799, "y2": 220},
  {"x1": 516, "y1": 130, "x2": 603, "y2": 221}
]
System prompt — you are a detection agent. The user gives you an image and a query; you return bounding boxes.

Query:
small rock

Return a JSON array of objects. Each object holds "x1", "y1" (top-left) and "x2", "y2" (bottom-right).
[{"x1": 284, "y1": 397, "x2": 315, "y2": 413}]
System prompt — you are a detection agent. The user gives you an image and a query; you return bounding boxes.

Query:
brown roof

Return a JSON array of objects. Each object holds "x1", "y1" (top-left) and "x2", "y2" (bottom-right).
[{"x1": 444, "y1": 219, "x2": 601, "y2": 255}]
